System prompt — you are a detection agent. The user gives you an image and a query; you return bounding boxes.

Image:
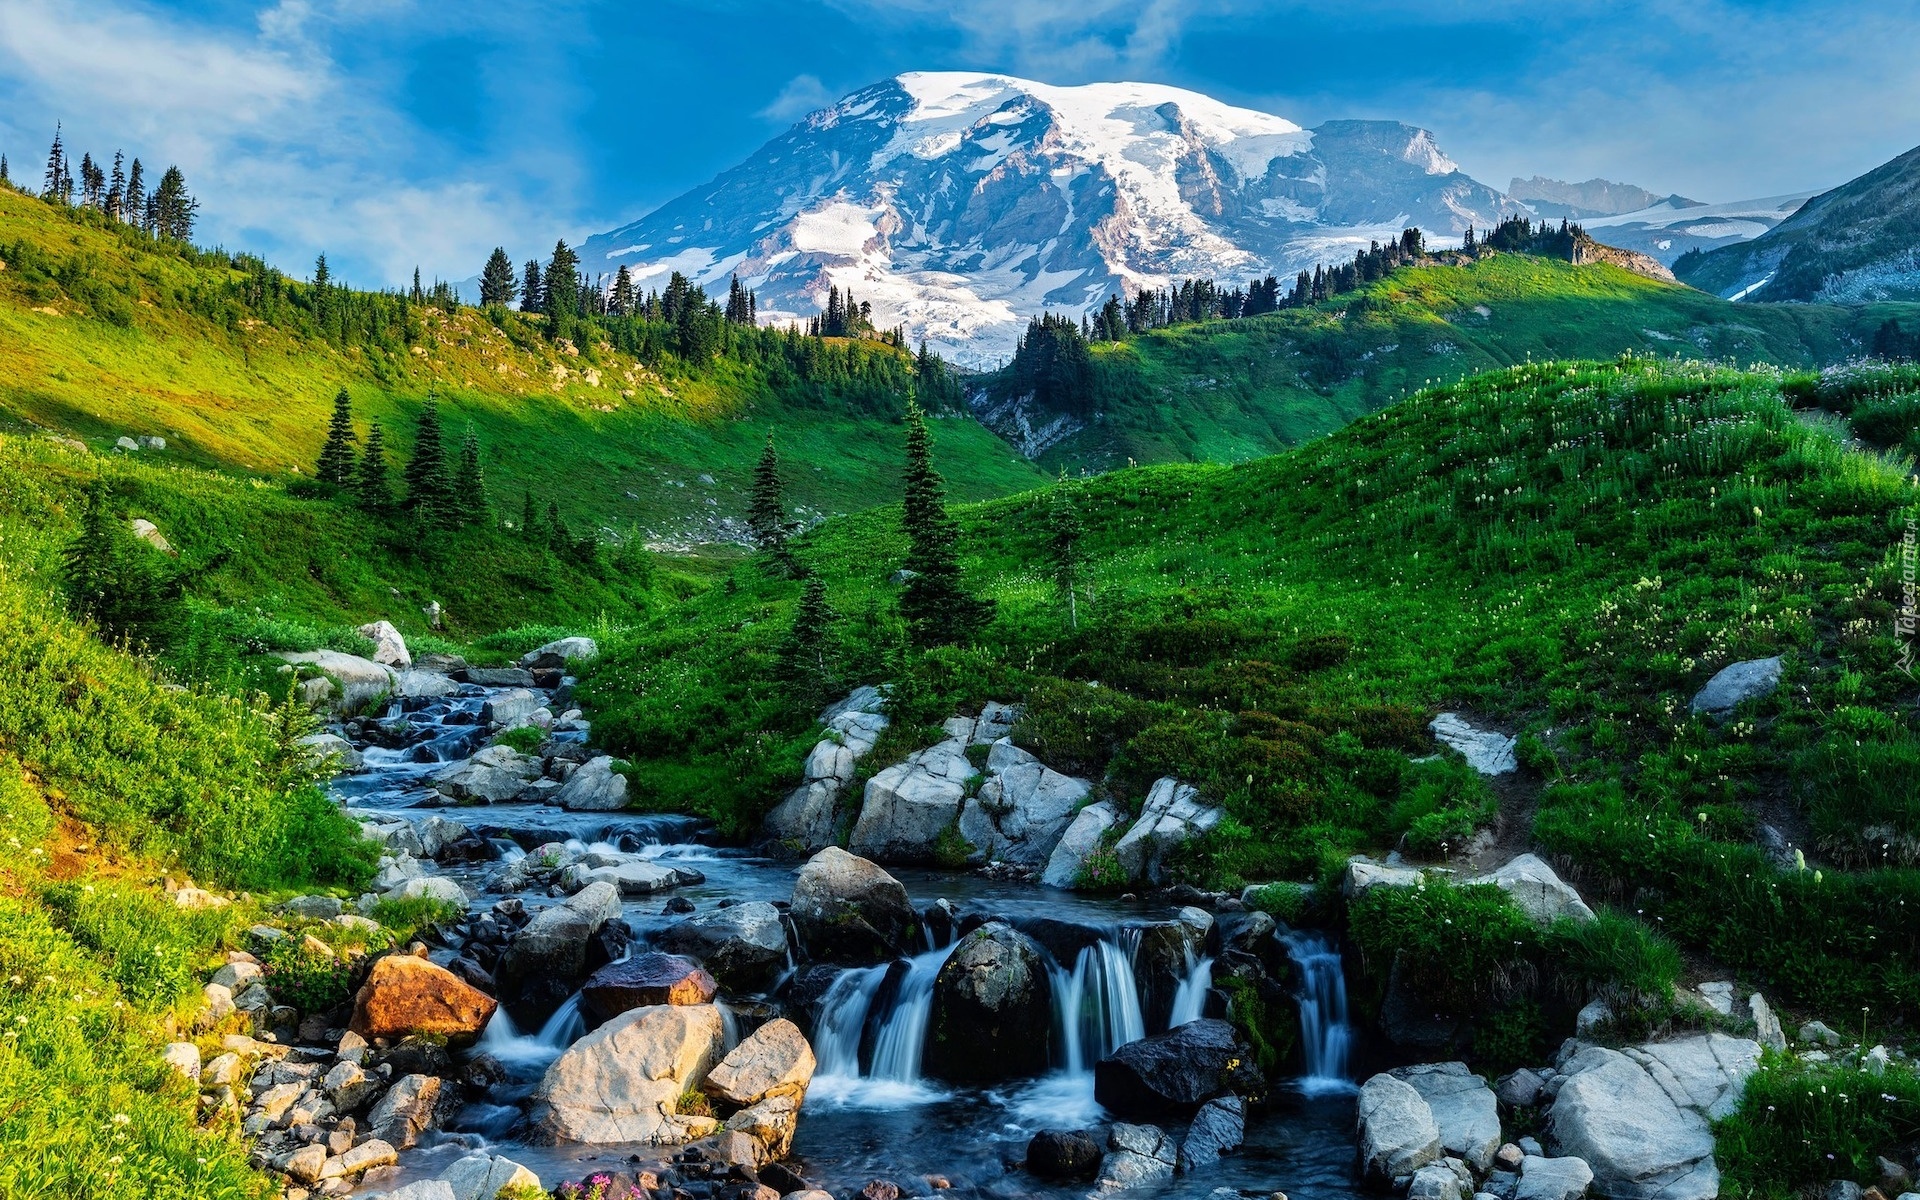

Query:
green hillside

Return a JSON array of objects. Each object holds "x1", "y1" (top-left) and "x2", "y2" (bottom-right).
[{"x1": 999, "y1": 254, "x2": 1920, "y2": 471}]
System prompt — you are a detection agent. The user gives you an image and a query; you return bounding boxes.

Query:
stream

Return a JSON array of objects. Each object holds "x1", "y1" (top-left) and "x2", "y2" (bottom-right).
[{"x1": 330, "y1": 680, "x2": 1366, "y2": 1198}]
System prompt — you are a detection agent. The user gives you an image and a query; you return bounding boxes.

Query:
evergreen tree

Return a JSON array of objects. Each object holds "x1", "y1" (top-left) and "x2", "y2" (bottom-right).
[
  {"x1": 62, "y1": 478, "x2": 175, "y2": 642},
  {"x1": 403, "y1": 395, "x2": 456, "y2": 527},
  {"x1": 897, "y1": 401, "x2": 992, "y2": 646},
  {"x1": 479, "y1": 247, "x2": 517, "y2": 308},
  {"x1": 611, "y1": 265, "x2": 635, "y2": 315},
  {"x1": 149, "y1": 165, "x2": 196, "y2": 240},
  {"x1": 520, "y1": 260, "x2": 543, "y2": 313},
  {"x1": 356, "y1": 423, "x2": 393, "y2": 511},
  {"x1": 747, "y1": 432, "x2": 796, "y2": 572},
  {"x1": 544, "y1": 240, "x2": 581, "y2": 319},
  {"x1": 613, "y1": 523, "x2": 653, "y2": 585},
  {"x1": 42, "y1": 124, "x2": 70, "y2": 203},
  {"x1": 316, "y1": 388, "x2": 358, "y2": 485},
  {"x1": 1045, "y1": 468, "x2": 1085, "y2": 629},
  {"x1": 123, "y1": 158, "x2": 144, "y2": 223},
  {"x1": 411, "y1": 266, "x2": 424, "y2": 303},
  {"x1": 453, "y1": 424, "x2": 488, "y2": 525},
  {"x1": 520, "y1": 488, "x2": 540, "y2": 540},
  {"x1": 775, "y1": 575, "x2": 838, "y2": 710},
  {"x1": 0, "y1": 154, "x2": 9, "y2": 187},
  {"x1": 545, "y1": 500, "x2": 570, "y2": 556}
]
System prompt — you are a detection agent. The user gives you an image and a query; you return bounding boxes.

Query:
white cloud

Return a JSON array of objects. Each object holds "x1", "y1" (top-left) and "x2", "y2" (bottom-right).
[{"x1": 758, "y1": 73, "x2": 836, "y2": 122}]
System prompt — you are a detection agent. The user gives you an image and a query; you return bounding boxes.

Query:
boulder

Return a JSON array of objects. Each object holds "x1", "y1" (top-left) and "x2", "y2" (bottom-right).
[
  {"x1": 847, "y1": 738, "x2": 974, "y2": 863},
  {"x1": 1110, "y1": 778, "x2": 1223, "y2": 885},
  {"x1": 1473, "y1": 854, "x2": 1595, "y2": 926},
  {"x1": 383, "y1": 876, "x2": 467, "y2": 905},
  {"x1": 368, "y1": 1072, "x2": 442, "y2": 1148},
  {"x1": 338, "y1": 1138, "x2": 398, "y2": 1174},
  {"x1": 656, "y1": 901, "x2": 789, "y2": 993},
  {"x1": 762, "y1": 697, "x2": 891, "y2": 853},
  {"x1": 1407, "y1": 1161, "x2": 1469, "y2": 1200},
  {"x1": 360, "y1": 818, "x2": 425, "y2": 857},
  {"x1": 434, "y1": 744, "x2": 541, "y2": 804},
  {"x1": 323, "y1": 1059, "x2": 380, "y2": 1111},
  {"x1": 162, "y1": 1041, "x2": 200, "y2": 1080},
  {"x1": 957, "y1": 740, "x2": 1092, "y2": 867},
  {"x1": 530, "y1": 1004, "x2": 725, "y2": 1144},
  {"x1": 1430, "y1": 712, "x2": 1517, "y2": 775},
  {"x1": 1093, "y1": 1018, "x2": 1255, "y2": 1118},
  {"x1": 555, "y1": 756, "x2": 630, "y2": 811},
  {"x1": 1391, "y1": 1062, "x2": 1501, "y2": 1173},
  {"x1": 1027, "y1": 1129, "x2": 1103, "y2": 1181},
  {"x1": 357, "y1": 620, "x2": 412, "y2": 668},
  {"x1": 496, "y1": 883, "x2": 622, "y2": 1024},
  {"x1": 1345, "y1": 856, "x2": 1425, "y2": 896},
  {"x1": 1039, "y1": 800, "x2": 1121, "y2": 889},
  {"x1": 365, "y1": 1182, "x2": 454, "y2": 1200},
  {"x1": 521, "y1": 636, "x2": 599, "y2": 667},
  {"x1": 129, "y1": 517, "x2": 172, "y2": 552},
  {"x1": 298, "y1": 732, "x2": 363, "y2": 772},
  {"x1": 1690, "y1": 656, "x2": 1782, "y2": 719},
  {"x1": 1748, "y1": 993, "x2": 1786, "y2": 1053},
  {"x1": 281, "y1": 893, "x2": 345, "y2": 921},
  {"x1": 582, "y1": 953, "x2": 717, "y2": 1021},
  {"x1": 350, "y1": 954, "x2": 498, "y2": 1044},
  {"x1": 395, "y1": 669, "x2": 459, "y2": 700},
  {"x1": 789, "y1": 847, "x2": 916, "y2": 962},
  {"x1": 559, "y1": 858, "x2": 683, "y2": 896},
  {"x1": 1358, "y1": 1072, "x2": 1444, "y2": 1184},
  {"x1": 468, "y1": 667, "x2": 538, "y2": 688},
  {"x1": 1516, "y1": 1155, "x2": 1594, "y2": 1200},
  {"x1": 276, "y1": 650, "x2": 397, "y2": 714},
  {"x1": 762, "y1": 780, "x2": 844, "y2": 853},
  {"x1": 1179, "y1": 1094, "x2": 1245, "y2": 1171},
  {"x1": 703, "y1": 1017, "x2": 815, "y2": 1105},
  {"x1": 481, "y1": 688, "x2": 543, "y2": 729},
  {"x1": 926, "y1": 923, "x2": 1053, "y2": 1083},
  {"x1": 439, "y1": 1154, "x2": 542, "y2": 1200},
  {"x1": 414, "y1": 814, "x2": 471, "y2": 859},
  {"x1": 1095, "y1": 1122, "x2": 1179, "y2": 1192}
]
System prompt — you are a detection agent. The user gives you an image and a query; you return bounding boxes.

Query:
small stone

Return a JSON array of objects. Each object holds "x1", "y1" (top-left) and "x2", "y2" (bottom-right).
[
  {"x1": 1799, "y1": 1020, "x2": 1841, "y2": 1047},
  {"x1": 162, "y1": 1041, "x2": 202, "y2": 1080},
  {"x1": 283, "y1": 1143, "x2": 329, "y2": 1184},
  {"x1": 338, "y1": 1138, "x2": 398, "y2": 1174},
  {"x1": 1495, "y1": 1143, "x2": 1525, "y2": 1171}
]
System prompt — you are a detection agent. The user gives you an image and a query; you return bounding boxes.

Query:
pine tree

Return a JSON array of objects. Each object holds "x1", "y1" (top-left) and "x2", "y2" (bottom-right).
[
  {"x1": 356, "y1": 423, "x2": 393, "y2": 511},
  {"x1": 544, "y1": 240, "x2": 581, "y2": 319},
  {"x1": 898, "y1": 401, "x2": 991, "y2": 646},
  {"x1": 316, "y1": 388, "x2": 358, "y2": 485},
  {"x1": 520, "y1": 488, "x2": 539, "y2": 540},
  {"x1": 123, "y1": 158, "x2": 144, "y2": 223},
  {"x1": 611, "y1": 265, "x2": 635, "y2": 315},
  {"x1": 775, "y1": 575, "x2": 838, "y2": 710},
  {"x1": 453, "y1": 424, "x2": 487, "y2": 526},
  {"x1": 105, "y1": 151, "x2": 125, "y2": 220},
  {"x1": 480, "y1": 247, "x2": 517, "y2": 308},
  {"x1": 0, "y1": 155, "x2": 9, "y2": 187},
  {"x1": 545, "y1": 500, "x2": 570, "y2": 556},
  {"x1": 1045, "y1": 468, "x2": 1085, "y2": 629},
  {"x1": 62, "y1": 478, "x2": 174, "y2": 641},
  {"x1": 520, "y1": 260, "x2": 543, "y2": 313},
  {"x1": 149, "y1": 166, "x2": 196, "y2": 240},
  {"x1": 747, "y1": 432, "x2": 796, "y2": 572},
  {"x1": 403, "y1": 395, "x2": 456, "y2": 527},
  {"x1": 42, "y1": 124, "x2": 69, "y2": 203},
  {"x1": 411, "y1": 267, "x2": 424, "y2": 303}
]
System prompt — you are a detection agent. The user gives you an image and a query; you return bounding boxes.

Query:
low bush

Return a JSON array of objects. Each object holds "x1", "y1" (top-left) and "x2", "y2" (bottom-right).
[
  {"x1": 260, "y1": 936, "x2": 354, "y2": 1014},
  {"x1": 368, "y1": 896, "x2": 464, "y2": 943},
  {"x1": 1348, "y1": 879, "x2": 1540, "y2": 1012},
  {"x1": 493, "y1": 725, "x2": 548, "y2": 755},
  {"x1": 1717, "y1": 1055, "x2": 1920, "y2": 1197}
]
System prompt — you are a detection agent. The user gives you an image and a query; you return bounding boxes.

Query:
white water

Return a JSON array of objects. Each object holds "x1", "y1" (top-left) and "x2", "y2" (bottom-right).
[
  {"x1": 1169, "y1": 948, "x2": 1214, "y2": 1028},
  {"x1": 1049, "y1": 930, "x2": 1145, "y2": 1073},
  {"x1": 808, "y1": 943, "x2": 959, "y2": 1109},
  {"x1": 1284, "y1": 930, "x2": 1355, "y2": 1095},
  {"x1": 474, "y1": 992, "x2": 586, "y2": 1071}
]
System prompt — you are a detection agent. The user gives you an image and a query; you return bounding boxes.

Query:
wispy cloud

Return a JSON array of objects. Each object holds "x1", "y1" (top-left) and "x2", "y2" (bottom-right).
[{"x1": 758, "y1": 73, "x2": 836, "y2": 122}]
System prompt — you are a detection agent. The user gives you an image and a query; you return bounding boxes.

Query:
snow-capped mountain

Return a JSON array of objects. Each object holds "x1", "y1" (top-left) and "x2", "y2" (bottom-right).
[
  {"x1": 579, "y1": 72, "x2": 1526, "y2": 364},
  {"x1": 1573, "y1": 193, "x2": 1814, "y2": 265}
]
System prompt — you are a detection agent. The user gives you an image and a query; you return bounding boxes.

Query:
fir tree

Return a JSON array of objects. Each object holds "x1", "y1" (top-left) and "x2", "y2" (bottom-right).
[
  {"x1": 611, "y1": 265, "x2": 635, "y2": 315},
  {"x1": 747, "y1": 432, "x2": 796, "y2": 572},
  {"x1": 775, "y1": 575, "x2": 838, "y2": 710},
  {"x1": 356, "y1": 422, "x2": 394, "y2": 511},
  {"x1": 123, "y1": 158, "x2": 144, "y2": 223},
  {"x1": 62, "y1": 478, "x2": 175, "y2": 642},
  {"x1": 105, "y1": 151, "x2": 125, "y2": 220},
  {"x1": 316, "y1": 388, "x2": 358, "y2": 485},
  {"x1": 520, "y1": 260, "x2": 543, "y2": 314},
  {"x1": 411, "y1": 266, "x2": 424, "y2": 303},
  {"x1": 480, "y1": 247, "x2": 517, "y2": 308},
  {"x1": 898, "y1": 401, "x2": 991, "y2": 646},
  {"x1": 544, "y1": 240, "x2": 581, "y2": 319},
  {"x1": 0, "y1": 154, "x2": 9, "y2": 187},
  {"x1": 453, "y1": 424, "x2": 487, "y2": 525},
  {"x1": 403, "y1": 395, "x2": 456, "y2": 527},
  {"x1": 520, "y1": 488, "x2": 540, "y2": 540},
  {"x1": 1045, "y1": 468, "x2": 1085, "y2": 629},
  {"x1": 149, "y1": 165, "x2": 196, "y2": 240},
  {"x1": 545, "y1": 500, "x2": 570, "y2": 556},
  {"x1": 42, "y1": 123, "x2": 69, "y2": 203}
]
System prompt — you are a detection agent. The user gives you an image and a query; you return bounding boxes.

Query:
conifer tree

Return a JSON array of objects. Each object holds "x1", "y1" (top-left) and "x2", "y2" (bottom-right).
[
  {"x1": 775, "y1": 575, "x2": 837, "y2": 710},
  {"x1": 149, "y1": 165, "x2": 196, "y2": 240},
  {"x1": 453, "y1": 424, "x2": 487, "y2": 525},
  {"x1": 42, "y1": 124, "x2": 69, "y2": 203},
  {"x1": 105, "y1": 151, "x2": 125, "y2": 220},
  {"x1": 545, "y1": 500, "x2": 570, "y2": 556},
  {"x1": 356, "y1": 423, "x2": 393, "y2": 511},
  {"x1": 480, "y1": 247, "x2": 517, "y2": 308},
  {"x1": 123, "y1": 158, "x2": 144, "y2": 223},
  {"x1": 747, "y1": 433, "x2": 796, "y2": 572},
  {"x1": 403, "y1": 395, "x2": 456, "y2": 527},
  {"x1": 544, "y1": 240, "x2": 581, "y2": 319},
  {"x1": 1045, "y1": 468, "x2": 1085, "y2": 629},
  {"x1": 316, "y1": 388, "x2": 358, "y2": 485},
  {"x1": 520, "y1": 488, "x2": 539, "y2": 540},
  {"x1": 62, "y1": 478, "x2": 175, "y2": 641},
  {"x1": 611, "y1": 265, "x2": 635, "y2": 315},
  {"x1": 898, "y1": 401, "x2": 991, "y2": 646},
  {"x1": 520, "y1": 260, "x2": 543, "y2": 313},
  {"x1": 0, "y1": 154, "x2": 9, "y2": 187}
]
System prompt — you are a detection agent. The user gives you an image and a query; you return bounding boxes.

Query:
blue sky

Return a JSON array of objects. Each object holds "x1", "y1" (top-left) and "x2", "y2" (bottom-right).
[{"x1": 2, "y1": 0, "x2": 1916, "y2": 288}]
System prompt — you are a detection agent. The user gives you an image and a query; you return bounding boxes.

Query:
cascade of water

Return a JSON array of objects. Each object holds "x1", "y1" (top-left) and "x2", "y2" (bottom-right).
[
  {"x1": 867, "y1": 945, "x2": 955, "y2": 1082},
  {"x1": 472, "y1": 991, "x2": 586, "y2": 1072},
  {"x1": 810, "y1": 965, "x2": 889, "y2": 1079},
  {"x1": 1169, "y1": 948, "x2": 1214, "y2": 1028},
  {"x1": 1283, "y1": 930, "x2": 1355, "y2": 1094},
  {"x1": 1050, "y1": 931, "x2": 1146, "y2": 1072}
]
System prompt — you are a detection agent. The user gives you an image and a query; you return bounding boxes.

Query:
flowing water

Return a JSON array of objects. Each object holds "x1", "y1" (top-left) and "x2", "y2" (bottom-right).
[{"x1": 334, "y1": 681, "x2": 1365, "y2": 1197}]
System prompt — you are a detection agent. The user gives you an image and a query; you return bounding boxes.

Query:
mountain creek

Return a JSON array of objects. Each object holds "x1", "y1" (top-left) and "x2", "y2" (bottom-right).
[{"x1": 199, "y1": 641, "x2": 1795, "y2": 1200}]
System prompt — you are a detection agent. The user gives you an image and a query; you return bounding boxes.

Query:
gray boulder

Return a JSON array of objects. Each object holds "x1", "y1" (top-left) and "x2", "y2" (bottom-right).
[
  {"x1": 1358, "y1": 1072, "x2": 1444, "y2": 1184},
  {"x1": 1472, "y1": 854, "x2": 1595, "y2": 926},
  {"x1": 468, "y1": 667, "x2": 538, "y2": 688},
  {"x1": 434, "y1": 745, "x2": 541, "y2": 804},
  {"x1": 439, "y1": 1154, "x2": 541, "y2": 1200},
  {"x1": 1179, "y1": 1094, "x2": 1245, "y2": 1171},
  {"x1": 298, "y1": 732, "x2": 363, "y2": 772},
  {"x1": 555, "y1": 756, "x2": 630, "y2": 811},
  {"x1": 926, "y1": 923, "x2": 1053, "y2": 1083},
  {"x1": 520, "y1": 636, "x2": 598, "y2": 667},
  {"x1": 1391, "y1": 1062, "x2": 1501, "y2": 1173},
  {"x1": 1430, "y1": 712, "x2": 1517, "y2": 775},
  {"x1": 1689, "y1": 656, "x2": 1782, "y2": 719},
  {"x1": 494, "y1": 883, "x2": 622, "y2": 1024},
  {"x1": 1040, "y1": 800, "x2": 1121, "y2": 888},
  {"x1": 1111, "y1": 777, "x2": 1222, "y2": 885},
  {"x1": 480, "y1": 688, "x2": 542, "y2": 727},
  {"x1": 1408, "y1": 1161, "x2": 1471, "y2": 1200},
  {"x1": 1516, "y1": 1155, "x2": 1594, "y2": 1200},
  {"x1": 1345, "y1": 856, "x2": 1426, "y2": 896},
  {"x1": 1095, "y1": 1123, "x2": 1178, "y2": 1192},
  {"x1": 277, "y1": 650, "x2": 396, "y2": 714},
  {"x1": 763, "y1": 695, "x2": 891, "y2": 852},
  {"x1": 789, "y1": 847, "x2": 915, "y2": 962},
  {"x1": 847, "y1": 737, "x2": 974, "y2": 863},
  {"x1": 529, "y1": 1004, "x2": 725, "y2": 1144},
  {"x1": 656, "y1": 901, "x2": 789, "y2": 992},
  {"x1": 357, "y1": 620, "x2": 412, "y2": 668},
  {"x1": 957, "y1": 740, "x2": 1091, "y2": 867},
  {"x1": 395, "y1": 669, "x2": 459, "y2": 700}
]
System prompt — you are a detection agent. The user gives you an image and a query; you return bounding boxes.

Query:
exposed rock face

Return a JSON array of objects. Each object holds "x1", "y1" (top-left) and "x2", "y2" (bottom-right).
[
  {"x1": 789, "y1": 847, "x2": 916, "y2": 963},
  {"x1": 1473, "y1": 854, "x2": 1596, "y2": 926},
  {"x1": 956, "y1": 740, "x2": 1091, "y2": 867},
  {"x1": 1690, "y1": 656, "x2": 1782, "y2": 719},
  {"x1": 350, "y1": 955, "x2": 497, "y2": 1045},
  {"x1": 434, "y1": 744, "x2": 541, "y2": 804},
  {"x1": 277, "y1": 650, "x2": 397, "y2": 714},
  {"x1": 582, "y1": 953, "x2": 717, "y2": 1021},
  {"x1": 1358, "y1": 1072, "x2": 1444, "y2": 1184},
  {"x1": 1095, "y1": 1122, "x2": 1179, "y2": 1192},
  {"x1": 763, "y1": 688, "x2": 890, "y2": 853},
  {"x1": 1390, "y1": 1062, "x2": 1501, "y2": 1173},
  {"x1": 1111, "y1": 778, "x2": 1222, "y2": 885},
  {"x1": 369, "y1": 1072, "x2": 443, "y2": 1148},
  {"x1": 1179, "y1": 1094, "x2": 1245, "y2": 1171},
  {"x1": 656, "y1": 902, "x2": 790, "y2": 992},
  {"x1": 926, "y1": 923, "x2": 1053, "y2": 1083},
  {"x1": 1548, "y1": 1035, "x2": 1760, "y2": 1200},
  {"x1": 530, "y1": 1004, "x2": 726, "y2": 1144},
  {"x1": 495, "y1": 883, "x2": 623, "y2": 1025},
  {"x1": 1040, "y1": 800, "x2": 1121, "y2": 888},
  {"x1": 357, "y1": 620, "x2": 412, "y2": 668},
  {"x1": 1093, "y1": 1018, "x2": 1254, "y2": 1118},
  {"x1": 554, "y1": 755, "x2": 630, "y2": 811},
  {"x1": 847, "y1": 737, "x2": 974, "y2": 864},
  {"x1": 521, "y1": 636, "x2": 599, "y2": 667},
  {"x1": 1429, "y1": 712, "x2": 1517, "y2": 774}
]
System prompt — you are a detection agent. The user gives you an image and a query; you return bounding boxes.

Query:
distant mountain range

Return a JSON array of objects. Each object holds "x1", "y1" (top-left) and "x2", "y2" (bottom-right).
[
  {"x1": 576, "y1": 73, "x2": 1819, "y2": 359},
  {"x1": 1677, "y1": 142, "x2": 1920, "y2": 303}
]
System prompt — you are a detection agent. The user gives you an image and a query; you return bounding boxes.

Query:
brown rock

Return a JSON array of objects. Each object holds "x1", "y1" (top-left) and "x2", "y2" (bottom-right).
[
  {"x1": 861, "y1": 1182, "x2": 902, "y2": 1200},
  {"x1": 580, "y1": 952, "x2": 716, "y2": 1021},
  {"x1": 349, "y1": 954, "x2": 497, "y2": 1044},
  {"x1": 703, "y1": 1018, "x2": 815, "y2": 1106}
]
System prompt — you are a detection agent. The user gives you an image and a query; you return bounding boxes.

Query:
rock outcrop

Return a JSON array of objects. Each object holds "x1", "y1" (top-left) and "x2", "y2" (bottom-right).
[
  {"x1": 1040, "y1": 800, "x2": 1122, "y2": 888},
  {"x1": 789, "y1": 847, "x2": 916, "y2": 963},
  {"x1": 530, "y1": 1004, "x2": 726, "y2": 1144},
  {"x1": 762, "y1": 687, "x2": 890, "y2": 852},
  {"x1": 357, "y1": 620, "x2": 412, "y2": 668},
  {"x1": 1110, "y1": 777, "x2": 1223, "y2": 886},
  {"x1": 1473, "y1": 854, "x2": 1596, "y2": 926},
  {"x1": 349, "y1": 954, "x2": 497, "y2": 1045},
  {"x1": 1390, "y1": 1062, "x2": 1501, "y2": 1173},
  {"x1": 955, "y1": 740, "x2": 1091, "y2": 867},
  {"x1": 1689, "y1": 656, "x2": 1782, "y2": 719},
  {"x1": 847, "y1": 737, "x2": 975, "y2": 864},
  {"x1": 1358, "y1": 1072, "x2": 1445, "y2": 1184},
  {"x1": 1429, "y1": 712, "x2": 1517, "y2": 775},
  {"x1": 277, "y1": 650, "x2": 396, "y2": 714},
  {"x1": 926, "y1": 923, "x2": 1053, "y2": 1083}
]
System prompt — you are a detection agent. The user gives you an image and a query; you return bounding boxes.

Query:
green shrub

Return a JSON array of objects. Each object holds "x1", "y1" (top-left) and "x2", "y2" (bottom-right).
[
  {"x1": 1391, "y1": 755, "x2": 1497, "y2": 859},
  {"x1": 368, "y1": 896, "x2": 463, "y2": 943},
  {"x1": 1717, "y1": 1056, "x2": 1920, "y2": 1197},
  {"x1": 261, "y1": 936, "x2": 353, "y2": 1014},
  {"x1": 1546, "y1": 909, "x2": 1682, "y2": 1009},
  {"x1": 493, "y1": 725, "x2": 548, "y2": 755},
  {"x1": 1245, "y1": 881, "x2": 1308, "y2": 925},
  {"x1": 1348, "y1": 879, "x2": 1539, "y2": 1013}
]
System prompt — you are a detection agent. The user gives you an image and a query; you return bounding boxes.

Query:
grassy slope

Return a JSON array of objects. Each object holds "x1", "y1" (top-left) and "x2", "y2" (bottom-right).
[
  {"x1": 1042, "y1": 254, "x2": 1920, "y2": 470},
  {"x1": 0, "y1": 187, "x2": 1045, "y2": 540}
]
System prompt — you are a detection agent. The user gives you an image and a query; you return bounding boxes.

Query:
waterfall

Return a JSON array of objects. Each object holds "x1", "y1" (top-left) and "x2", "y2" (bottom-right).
[
  {"x1": 806, "y1": 944, "x2": 958, "y2": 1107},
  {"x1": 473, "y1": 992, "x2": 585, "y2": 1072},
  {"x1": 1284, "y1": 930, "x2": 1355, "y2": 1095},
  {"x1": 810, "y1": 964, "x2": 887, "y2": 1078},
  {"x1": 1169, "y1": 948, "x2": 1214, "y2": 1028},
  {"x1": 1050, "y1": 931, "x2": 1146, "y2": 1073},
  {"x1": 867, "y1": 947, "x2": 950, "y2": 1081}
]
